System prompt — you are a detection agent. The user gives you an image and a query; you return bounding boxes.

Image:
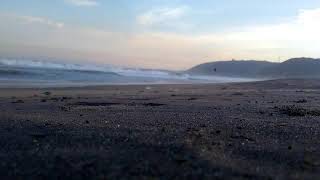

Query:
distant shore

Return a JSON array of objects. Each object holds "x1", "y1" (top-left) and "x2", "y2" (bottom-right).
[{"x1": 1, "y1": 79, "x2": 320, "y2": 179}]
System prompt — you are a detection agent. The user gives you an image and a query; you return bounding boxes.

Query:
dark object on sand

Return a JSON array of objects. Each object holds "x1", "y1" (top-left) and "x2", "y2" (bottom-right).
[
  {"x1": 279, "y1": 105, "x2": 320, "y2": 116},
  {"x1": 188, "y1": 97, "x2": 198, "y2": 101},
  {"x1": 61, "y1": 97, "x2": 72, "y2": 101},
  {"x1": 295, "y1": 99, "x2": 308, "y2": 103},
  {"x1": 72, "y1": 102, "x2": 120, "y2": 107},
  {"x1": 142, "y1": 103, "x2": 165, "y2": 107},
  {"x1": 279, "y1": 105, "x2": 308, "y2": 116},
  {"x1": 232, "y1": 92, "x2": 244, "y2": 96},
  {"x1": 43, "y1": 91, "x2": 52, "y2": 96},
  {"x1": 29, "y1": 132, "x2": 48, "y2": 138},
  {"x1": 12, "y1": 100, "x2": 24, "y2": 103}
]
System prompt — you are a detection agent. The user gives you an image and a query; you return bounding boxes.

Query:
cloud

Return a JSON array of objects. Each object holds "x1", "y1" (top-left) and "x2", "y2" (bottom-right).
[
  {"x1": 137, "y1": 6, "x2": 189, "y2": 26},
  {"x1": 1, "y1": 8, "x2": 320, "y2": 69},
  {"x1": 65, "y1": 0, "x2": 98, "y2": 7},
  {"x1": 227, "y1": 8, "x2": 320, "y2": 41},
  {"x1": 211, "y1": 7, "x2": 320, "y2": 58},
  {"x1": 18, "y1": 15, "x2": 64, "y2": 29},
  {"x1": 134, "y1": 8, "x2": 320, "y2": 63}
]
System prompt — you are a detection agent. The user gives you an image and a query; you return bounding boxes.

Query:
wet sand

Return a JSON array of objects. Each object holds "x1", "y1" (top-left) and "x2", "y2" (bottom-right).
[{"x1": 1, "y1": 79, "x2": 320, "y2": 179}]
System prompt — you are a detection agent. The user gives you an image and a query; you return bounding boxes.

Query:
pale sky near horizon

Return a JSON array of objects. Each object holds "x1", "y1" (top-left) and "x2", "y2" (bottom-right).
[{"x1": 1, "y1": 0, "x2": 320, "y2": 70}]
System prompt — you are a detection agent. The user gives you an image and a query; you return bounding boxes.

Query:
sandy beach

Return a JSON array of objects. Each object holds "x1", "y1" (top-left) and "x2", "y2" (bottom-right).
[{"x1": 1, "y1": 79, "x2": 320, "y2": 179}]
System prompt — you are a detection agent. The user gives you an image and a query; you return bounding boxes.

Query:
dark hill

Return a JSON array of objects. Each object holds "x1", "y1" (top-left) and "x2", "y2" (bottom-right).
[
  {"x1": 188, "y1": 58, "x2": 320, "y2": 78},
  {"x1": 188, "y1": 60, "x2": 275, "y2": 77},
  {"x1": 259, "y1": 58, "x2": 320, "y2": 78}
]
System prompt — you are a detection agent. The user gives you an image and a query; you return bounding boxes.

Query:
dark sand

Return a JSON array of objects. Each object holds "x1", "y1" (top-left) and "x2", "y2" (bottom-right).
[{"x1": 1, "y1": 79, "x2": 320, "y2": 179}]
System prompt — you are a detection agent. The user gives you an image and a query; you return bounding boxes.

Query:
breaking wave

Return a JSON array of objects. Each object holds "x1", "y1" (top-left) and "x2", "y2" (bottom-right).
[{"x1": 0, "y1": 58, "x2": 256, "y2": 87}]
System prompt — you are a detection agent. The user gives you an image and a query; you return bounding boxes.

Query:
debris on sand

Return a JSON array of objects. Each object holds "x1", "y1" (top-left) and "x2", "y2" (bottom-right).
[
  {"x1": 50, "y1": 97, "x2": 59, "y2": 101},
  {"x1": 232, "y1": 92, "x2": 244, "y2": 96},
  {"x1": 279, "y1": 105, "x2": 320, "y2": 116},
  {"x1": 43, "y1": 91, "x2": 52, "y2": 96},
  {"x1": 29, "y1": 132, "x2": 48, "y2": 138},
  {"x1": 142, "y1": 103, "x2": 165, "y2": 107},
  {"x1": 230, "y1": 135, "x2": 255, "y2": 142},
  {"x1": 188, "y1": 97, "x2": 198, "y2": 101},
  {"x1": 61, "y1": 97, "x2": 72, "y2": 101},
  {"x1": 60, "y1": 106, "x2": 69, "y2": 111},
  {"x1": 12, "y1": 100, "x2": 24, "y2": 103},
  {"x1": 279, "y1": 105, "x2": 307, "y2": 116},
  {"x1": 72, "y1": 102, "x2": 120, "y2": 107},
  {"x1": 295, "y1": 99, "x2": 308, "y2": 103}
]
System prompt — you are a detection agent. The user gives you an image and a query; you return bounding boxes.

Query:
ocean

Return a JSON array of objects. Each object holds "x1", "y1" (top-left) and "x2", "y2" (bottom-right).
[{"x1": 0, "y1": 59, "x2": 256, "y2": 87}]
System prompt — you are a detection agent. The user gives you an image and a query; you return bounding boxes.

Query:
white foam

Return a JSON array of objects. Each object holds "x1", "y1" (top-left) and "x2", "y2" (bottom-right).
[
  {"x1": 0, "y1": 58, "x2": 184, "y2": 79},
  {"x1": 0, "y1": 58, "x2": 256, "y2": 83},
  {"x1": 0, "y1": 58, "x2": 107, "y2": 72}
]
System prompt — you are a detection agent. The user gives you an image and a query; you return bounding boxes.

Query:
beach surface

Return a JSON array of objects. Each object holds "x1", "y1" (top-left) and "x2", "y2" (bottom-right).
[{"x1": 1, "y1": 79, "x2": 320, "y2": 179}]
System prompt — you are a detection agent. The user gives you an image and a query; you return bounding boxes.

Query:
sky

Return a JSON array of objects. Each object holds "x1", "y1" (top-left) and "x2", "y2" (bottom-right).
[{"x1": 0, "y1": 0, "x2": 320, "y2": 70}]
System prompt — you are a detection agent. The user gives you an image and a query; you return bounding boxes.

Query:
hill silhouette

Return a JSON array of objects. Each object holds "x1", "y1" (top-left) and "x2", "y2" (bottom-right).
[{"x1": 188, "y1": 58, "x2": 320, "y2": 78}]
